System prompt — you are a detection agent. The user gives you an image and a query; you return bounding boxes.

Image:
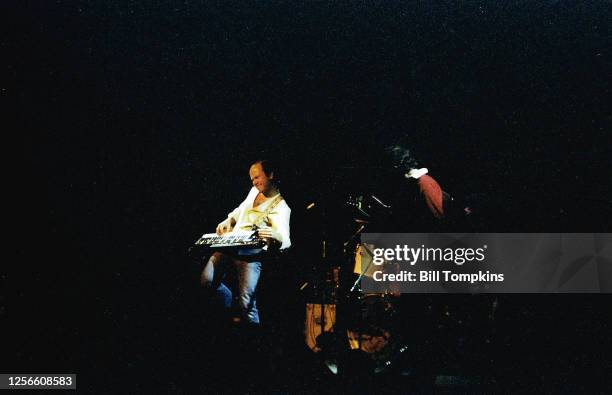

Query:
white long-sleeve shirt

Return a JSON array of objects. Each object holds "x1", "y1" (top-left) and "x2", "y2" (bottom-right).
[{"x1": 226, "y1": 187, "x2": 292, "y2": 249}]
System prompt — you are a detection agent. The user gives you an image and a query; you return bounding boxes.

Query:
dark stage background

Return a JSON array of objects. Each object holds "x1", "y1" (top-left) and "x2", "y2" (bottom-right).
[{"x1": 6, "y1": 1, "x2": 612, "y2": 392}]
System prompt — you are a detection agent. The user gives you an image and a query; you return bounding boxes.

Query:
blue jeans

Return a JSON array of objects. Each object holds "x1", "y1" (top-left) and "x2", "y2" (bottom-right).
[{"x1": 201, "y1": 252, "x2": 262, "y2": 324}]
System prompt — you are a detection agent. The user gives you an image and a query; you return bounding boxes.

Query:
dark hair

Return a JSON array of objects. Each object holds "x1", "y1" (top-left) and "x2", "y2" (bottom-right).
[{"x1": 384, "y1": 145, "x2": 421, "y2": 171}]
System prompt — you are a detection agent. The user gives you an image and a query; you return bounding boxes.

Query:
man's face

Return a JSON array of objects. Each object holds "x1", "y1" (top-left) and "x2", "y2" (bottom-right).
[{"x1": 249, "y1": 163, "x2": 273, "y2": 193}]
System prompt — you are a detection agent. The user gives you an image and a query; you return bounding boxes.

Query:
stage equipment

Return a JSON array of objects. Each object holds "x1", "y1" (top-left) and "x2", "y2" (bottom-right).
[{"x1": 304, "y1": 303, "x2": 337, "y2": 353}]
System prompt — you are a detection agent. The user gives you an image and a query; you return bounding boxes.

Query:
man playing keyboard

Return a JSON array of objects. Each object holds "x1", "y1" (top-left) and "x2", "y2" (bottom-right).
[{"x1": 199, "y1": 160, "x2": 291, "y2": 325}]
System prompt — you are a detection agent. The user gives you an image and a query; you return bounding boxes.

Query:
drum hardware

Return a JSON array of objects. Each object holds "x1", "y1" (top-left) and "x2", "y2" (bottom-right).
[
  {"x1": 305, "y1": 303, "x2": 337, "y2": 353},
  {"x1": 302, "y1": 200, "x2": 343, "y2": 353},
  {"x1": 346, "y1": 194, "x2": 392, "y2": 219},
  {"x1": 373, "y1": 344, "x2": 409, "y2": 374},
  {"x1": 343, "y1": 293, "x2": 400, "y2": 374},
  {"x1": 303, "y1": 189, "x2": 400, "y2": 374},
  {"x1": 350, "y1": 242, "x2": 375, "y2": 292}
]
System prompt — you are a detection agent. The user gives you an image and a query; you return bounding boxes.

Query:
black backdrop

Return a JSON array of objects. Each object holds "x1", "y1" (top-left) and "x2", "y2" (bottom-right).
[{"x1": 6, "y1": 1, "x2": 612, "y2": 391}]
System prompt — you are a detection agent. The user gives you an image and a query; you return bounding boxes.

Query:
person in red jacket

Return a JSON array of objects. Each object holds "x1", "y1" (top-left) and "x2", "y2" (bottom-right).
[{"x1": 385, "y1": 145, "x2": 450, "y2": 225}]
